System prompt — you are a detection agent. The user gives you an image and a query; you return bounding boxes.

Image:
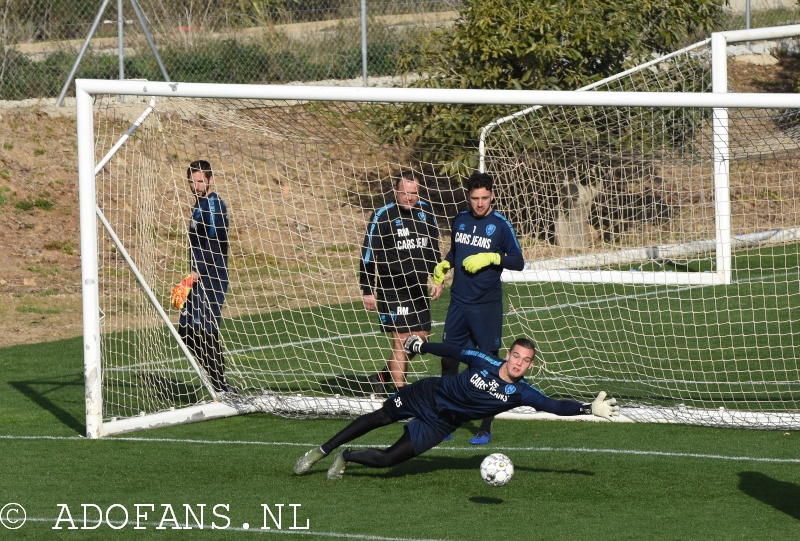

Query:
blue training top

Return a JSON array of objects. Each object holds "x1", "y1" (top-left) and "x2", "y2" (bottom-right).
[
  {"x1": 189, "y1": 191, "x2": 229, "y2": 287},
  {"x1": 424, "y1": 342, "x2": 583, "y2": 424},
  {"x1": 445, "y1": 209, "x2": 523, "y2": 306}
]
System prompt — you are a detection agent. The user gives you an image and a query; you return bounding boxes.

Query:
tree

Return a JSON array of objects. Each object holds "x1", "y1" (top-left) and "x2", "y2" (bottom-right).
[{"x1": 372, "y1": 0, "x2": 724, "y2": 175}]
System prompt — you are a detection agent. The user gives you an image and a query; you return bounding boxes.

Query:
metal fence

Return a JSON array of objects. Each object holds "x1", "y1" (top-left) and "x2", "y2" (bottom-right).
[{"x1": 0, "y1": 0, "x2": 797, "y2": 102}]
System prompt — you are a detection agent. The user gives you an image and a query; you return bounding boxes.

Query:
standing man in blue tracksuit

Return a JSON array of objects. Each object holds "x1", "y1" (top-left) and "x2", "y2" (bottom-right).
[
  {"x1": 430, "y1": 172, "x2": 524, "y2": 444},
  {"x1": 170, "y1": 159, "x2": 234, "y2": 394}
]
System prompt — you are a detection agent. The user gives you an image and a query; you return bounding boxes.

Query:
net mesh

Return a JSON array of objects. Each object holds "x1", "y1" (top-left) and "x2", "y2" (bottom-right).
[
  {"x1": 92, "y1": 39, "x2": 800, "y2": 429},
  {"x1": 484, "y1": 40, "x2": 800, "y2": 428}
]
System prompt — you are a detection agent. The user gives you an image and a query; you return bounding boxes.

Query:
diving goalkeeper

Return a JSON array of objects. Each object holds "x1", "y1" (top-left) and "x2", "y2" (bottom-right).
[
  {"x1": 170, "y1": 160, "x2": 234, "y2": 394},
  {"x1": 294, "y1": 336, "x2": 619, "y2": 479}
]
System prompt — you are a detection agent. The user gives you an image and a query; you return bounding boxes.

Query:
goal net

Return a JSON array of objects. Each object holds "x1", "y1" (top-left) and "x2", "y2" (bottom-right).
[{"x1": 78, "y1": 32, "x2": 800, "y2": 437}]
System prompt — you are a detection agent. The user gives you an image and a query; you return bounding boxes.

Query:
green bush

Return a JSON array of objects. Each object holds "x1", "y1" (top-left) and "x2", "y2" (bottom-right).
[
  {"x1": 371, "y1": 0, "x2": 726, "y2": 175},
  {"x1": 14, "y1": 199, "x2": 34, "y2": 211}
]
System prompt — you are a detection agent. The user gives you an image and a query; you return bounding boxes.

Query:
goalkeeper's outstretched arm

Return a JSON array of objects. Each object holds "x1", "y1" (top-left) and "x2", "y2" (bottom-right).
[
  {"x1": 402, "y1": 337, "x2": 469, "y2": 363},
  {"x1": 523, "y1": 390, "x2": 620, "y2": 420},
  {"x1": 406, "y1": 338, "x2": 621, "y2": 421}
]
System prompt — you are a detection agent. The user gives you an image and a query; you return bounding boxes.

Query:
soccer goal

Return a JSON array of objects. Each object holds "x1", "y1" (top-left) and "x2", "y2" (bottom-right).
[{"x1": 78, "y1": 27, "x2": 800, "y2": 438}]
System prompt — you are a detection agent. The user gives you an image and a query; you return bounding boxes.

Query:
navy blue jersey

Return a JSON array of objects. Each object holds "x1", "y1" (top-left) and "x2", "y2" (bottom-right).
[
  {"x1": 445, "y1": 209, "x2": 523, "y2": 306},
  {"x1": 425, "y1": 343, "x2": 582, "y2": 423},
  {"x1": 360, "y1": 200, "x2": 440, "y2": 295},
  {"x1": 189, "y1": 192, "x2": 229, "y2": 286}
]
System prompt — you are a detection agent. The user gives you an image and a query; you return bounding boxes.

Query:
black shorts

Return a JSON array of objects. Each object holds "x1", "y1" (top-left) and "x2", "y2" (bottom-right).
[
  {"x1": 376, "y1": 285, "x2": 431, "y2": 333},
  {"x1": 384, "y1": 378, "x2": 457, "y2": 456}
]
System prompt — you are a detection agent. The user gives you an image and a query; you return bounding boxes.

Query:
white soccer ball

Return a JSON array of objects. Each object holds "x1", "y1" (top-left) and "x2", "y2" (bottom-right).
[{"x1": 480, "y1": 453, "x2": 514, "y2": 487}]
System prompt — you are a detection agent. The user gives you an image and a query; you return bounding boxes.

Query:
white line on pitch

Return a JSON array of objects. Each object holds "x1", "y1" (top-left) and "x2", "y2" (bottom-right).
[
  {"x1": 2, "y1": 434, "x2": 798, "y2": 464},
  {"x1": 23, "y1": 517, "x2": 454, "y2": 541}
]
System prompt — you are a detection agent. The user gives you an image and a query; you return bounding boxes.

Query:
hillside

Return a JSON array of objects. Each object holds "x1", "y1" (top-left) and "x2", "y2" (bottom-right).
[{"x1": 0, "y1": 54, "x2": 797, "y2": 348}]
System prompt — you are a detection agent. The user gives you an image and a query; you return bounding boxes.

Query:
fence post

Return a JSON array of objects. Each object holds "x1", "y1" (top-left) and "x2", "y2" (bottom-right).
[{"x1": 361, "y1": 0, "x2": 368, "y2": 86}]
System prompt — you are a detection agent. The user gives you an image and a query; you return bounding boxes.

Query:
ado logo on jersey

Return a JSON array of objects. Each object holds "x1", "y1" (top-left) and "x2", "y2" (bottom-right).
[
  {"x1": 505, "y1": 384, "x2": 516, "y2": 395},
  {"x1": 417, "y1": 211, "x2": 426, "y2": 222},
  {"x1": 486, "y1": 224, "x2": 496, "y2": 236}
]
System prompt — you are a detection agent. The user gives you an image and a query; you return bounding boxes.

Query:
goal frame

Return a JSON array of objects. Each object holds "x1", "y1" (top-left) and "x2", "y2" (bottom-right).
[
  {"x1": 480, "y1": 24, "x2": 800, "y2": 286},
  {"x1": 77, "y1": 36, "x2": 800, "y2": 437}
]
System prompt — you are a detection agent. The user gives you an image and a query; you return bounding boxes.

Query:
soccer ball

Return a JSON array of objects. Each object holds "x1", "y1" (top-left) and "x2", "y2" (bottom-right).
[{"x1": 480, "y1": 453, "x2": 514, "y2": 486}]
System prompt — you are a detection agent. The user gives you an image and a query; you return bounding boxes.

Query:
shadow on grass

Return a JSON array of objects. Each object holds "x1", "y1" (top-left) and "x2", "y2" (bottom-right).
[
  {"x1": 738, "y1": 471, "x2": 800, "y2": 520},
  {"x1": 469, "y1": 496, "x2": 505, "y2": 504},
  {"x1": 9, "y1": 375, "x2": 85, "y2": 434},
  {"x1": 307, "y1": 454, "x2": 595, "y2": 479}
]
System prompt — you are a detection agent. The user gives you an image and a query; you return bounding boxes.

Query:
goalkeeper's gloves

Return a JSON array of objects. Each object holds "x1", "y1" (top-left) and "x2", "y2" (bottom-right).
[
  {"x1": 432, "y1": 260, "x2": 451, "y2": 285},
  {"x1": 581, "y1": 391, "x2": 619, "y2": 420},
  {"x1": 403, "y1": 334, "x2": 425, "y2": 359},
  {"x1": 170, "y1": 275, "x2": 196, "y2": 309},
  {"x1": 462, "y1": 252, "x2": 501, "y2": 273}
]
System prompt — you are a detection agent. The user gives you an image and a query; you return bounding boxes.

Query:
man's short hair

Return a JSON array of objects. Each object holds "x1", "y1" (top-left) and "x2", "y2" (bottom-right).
[
  {"x1": 187, "y1": 160, "x2": 213, "y2": 181},
  {"x1": 395, "y1": 169, "x2": 418, "y2": 190},
  {"x1": 464, "y1": 171, "x2": 494, "y2": 194},
  {"x1": 510, "y1": 337, "x2": 536, "y2": 357}
]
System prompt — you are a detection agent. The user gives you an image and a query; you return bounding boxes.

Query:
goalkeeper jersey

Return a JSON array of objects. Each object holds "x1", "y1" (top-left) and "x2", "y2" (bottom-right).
[
  {"x1": 445, "y1": 209, "x2": 523, "y2": 306},
  {"x1": 360, "y1": 200, "x2": 440, "y2": 295},
  {"x1": 424, "y1": 343, "x2": 583, "y2": 423},
  {"x1": 189, "y1": 191, "x2": 229, "y2": 286}
]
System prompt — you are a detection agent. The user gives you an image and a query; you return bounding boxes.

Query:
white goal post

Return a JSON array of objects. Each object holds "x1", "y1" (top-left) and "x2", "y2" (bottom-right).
[{"x1": 77, "y1": 29, "x2": 800, "y2": 437}]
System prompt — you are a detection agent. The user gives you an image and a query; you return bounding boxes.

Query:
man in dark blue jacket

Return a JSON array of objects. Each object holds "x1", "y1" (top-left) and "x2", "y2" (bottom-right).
[
  {"x1": 294, "y1": 336, "x2": 619, "y2": 479},
  {"x1": 171, "y1": 160, "x2": 233, "y2": 393}
]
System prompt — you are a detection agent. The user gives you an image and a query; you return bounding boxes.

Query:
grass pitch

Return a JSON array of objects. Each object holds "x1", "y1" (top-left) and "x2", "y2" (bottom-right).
[{"x1": 1, "y1": 334, "x2": 800, "y2": 540}]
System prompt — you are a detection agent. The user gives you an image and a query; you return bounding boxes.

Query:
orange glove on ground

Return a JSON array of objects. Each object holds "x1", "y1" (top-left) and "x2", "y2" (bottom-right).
[{"x1": 170, "y1": 275, "x2": 196, "y2": 309}]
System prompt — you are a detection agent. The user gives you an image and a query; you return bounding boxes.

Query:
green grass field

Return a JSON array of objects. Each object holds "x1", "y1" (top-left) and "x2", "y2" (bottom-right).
[
  {"x1": 2, "y1": 243, "x2": 800, "y2": 539},
  {"x1": 1, "y1": 336, "x2": 800, "y2": 540}
]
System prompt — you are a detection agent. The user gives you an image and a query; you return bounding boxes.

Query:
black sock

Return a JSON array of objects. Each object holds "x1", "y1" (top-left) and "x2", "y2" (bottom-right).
[
  {"x1": 478, "y1": 416, "x2": 494, "y2": 434},
  {"x1": 322, "y1": 407, "x2": 394, "y2": 453},
  {"x1": 379, "y1": 364, "x2": 396, "y2": 392},
  {"x1": 343, "y1": 432, "x2": 416, "y2": 468}
]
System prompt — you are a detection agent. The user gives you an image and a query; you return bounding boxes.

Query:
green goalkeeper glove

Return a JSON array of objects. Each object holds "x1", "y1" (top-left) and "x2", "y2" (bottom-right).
[
  {"x1": 583, "y1": 391, "x2": 619, "y2": 420},
  {"x1": 462, "y1": 252, "x2": 501, "y2": 273},
  {"x1": 403, "y1": 334, "x2": 424, "y2": 359},
  {"x1": 432, "y1": 260, "x2": 451, "y2": 285}
]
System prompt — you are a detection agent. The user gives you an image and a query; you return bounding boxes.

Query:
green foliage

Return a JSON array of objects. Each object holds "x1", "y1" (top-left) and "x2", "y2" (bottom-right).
[
  {"x1": 0, "y1": 27, "x2": 409, "y2": 99},
  {"x1": 43, "y1": 239, "x2": 74, "y2": 255},
  {"x1": 374, "y1": 0, "x2": 725, "y2": 174},
  {"x1": 16, "y1": 305, "x2": 61, "y2": 314},
  {"x1": 14, "y1": 198, "x2": 34, "y2": 211},
  {"x1": 12, "y1": 192, "x2": 54, "y2": 211}
]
